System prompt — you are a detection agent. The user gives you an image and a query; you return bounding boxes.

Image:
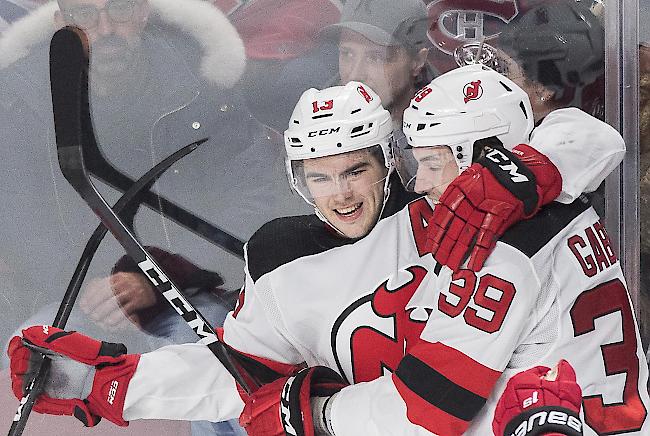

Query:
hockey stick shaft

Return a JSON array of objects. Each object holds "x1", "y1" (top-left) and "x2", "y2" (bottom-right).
[
  {"x1": 86, "y1": 157, "x2": 245, "y2": 258},
  {"x1": 58, "y1": 143, "x2": 252, "y2": 391},
  {"x1": 50, "y1": 26, "x2": 254, "y2": 389},
  {"x1": 52, "y1": 137, "x2": 207, "y2": 327},
  {"x1": 77, "y1": 65, "x2": 244, "y2": 257},
  {"x1": 7, "y1": 136, "x2": 207, "y2": 436}
]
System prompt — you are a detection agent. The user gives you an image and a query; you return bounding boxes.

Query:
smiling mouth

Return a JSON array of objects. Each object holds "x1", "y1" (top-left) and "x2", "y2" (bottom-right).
[{"x1": 335, "y1": 203, "x2": 362, "y2": 218}]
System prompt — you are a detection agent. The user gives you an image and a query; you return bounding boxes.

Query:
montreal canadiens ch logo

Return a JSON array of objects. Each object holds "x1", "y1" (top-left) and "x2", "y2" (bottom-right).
[{"x1": 463, "y1": 80, "x2": 483, "y2": 103}]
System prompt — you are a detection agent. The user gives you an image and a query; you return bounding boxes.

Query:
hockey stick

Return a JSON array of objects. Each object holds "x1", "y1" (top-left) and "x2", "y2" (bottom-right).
[
  {"x1": 51, "y1": 23, "x2": 255, "y2": 387},
  {"x1": 74, "y1": 54, "x2": 245, "y2": 259},
  {"x1": 7, "y1": 138, "x2": 207, "y2": 436},
  {"x1": 84, "y1": 141, "x2": 245, "y2": 259},
  {"x1": 53, "y1": 137, "x2": 209, "y2": 327}
]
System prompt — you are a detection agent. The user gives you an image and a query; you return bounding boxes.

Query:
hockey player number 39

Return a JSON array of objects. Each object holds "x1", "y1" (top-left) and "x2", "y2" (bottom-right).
[
  {"x1": 570, "y1": 278, "x2": 647, "y2": 434},
  {"x1": 409, "y1": 198, "x2": 516, "y2": 333},
  {"x1": 438, "y1": 270, "x2": 516, "y2": 333}
]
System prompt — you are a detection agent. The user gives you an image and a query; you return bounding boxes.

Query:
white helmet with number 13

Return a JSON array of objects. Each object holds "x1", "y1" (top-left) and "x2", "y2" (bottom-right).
[{"x1": 284, "y1": 81, "x2": 394, "y2": 237}]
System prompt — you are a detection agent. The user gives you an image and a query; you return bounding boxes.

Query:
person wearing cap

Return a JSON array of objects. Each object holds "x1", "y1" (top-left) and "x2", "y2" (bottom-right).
[{"x1": 324, "y1": 0, "x2": 431, "y2": 127}]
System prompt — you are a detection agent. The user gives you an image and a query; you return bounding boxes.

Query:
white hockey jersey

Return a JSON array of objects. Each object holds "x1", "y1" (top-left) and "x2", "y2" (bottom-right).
[{"x1": 122, "y1": 109, "x2": 646, "y2": 435}]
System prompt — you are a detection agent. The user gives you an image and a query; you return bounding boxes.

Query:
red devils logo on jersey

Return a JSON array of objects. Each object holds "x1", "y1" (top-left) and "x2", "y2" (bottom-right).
[
  {"x1": 357, "y1": 85, "x2": 373, "y2": 103},
  {"x1": 331, "y1": 265, "x2": 432, "y2": 383},
  {"x1": 463, "y1": 80, "x2": 483, "y2": 103}
]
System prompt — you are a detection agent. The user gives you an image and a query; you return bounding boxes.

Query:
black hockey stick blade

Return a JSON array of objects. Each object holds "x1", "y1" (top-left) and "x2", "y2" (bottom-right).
[
  {"x1": 84, "y1": 141, "x2": 245, "y2": 259},
  {"x1": 50, "y1": 27, "x2": 255, "y2": 393},
  {"x1": 69, "y1": 48, "x2": 244, "y2": 258},
  {"x1": 6, "y1": 140, "x2": 207, "y2": 436},
  {"x1": 53, "y1": 136, "x2": 208, "y2": 327}
]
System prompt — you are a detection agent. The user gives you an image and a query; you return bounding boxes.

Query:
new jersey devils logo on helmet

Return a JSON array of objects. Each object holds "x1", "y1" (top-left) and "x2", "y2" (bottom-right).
[
  {"x1": 357, "y1": 85, "x2": 373, "y2": 103},
  {"x1": 331, "y1": 266, "x2": 432, "y2": 384},
  {"x1": 463, "y1": 80, "x2": 483, "y2": 103}
]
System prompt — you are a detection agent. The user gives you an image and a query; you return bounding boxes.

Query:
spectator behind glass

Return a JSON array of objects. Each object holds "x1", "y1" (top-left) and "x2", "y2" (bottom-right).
[
  {"x1": 322, "y1": 0, "x2": 432, "y2": 126},
  {"x1": 222, "y1": 0, "x2": 432, "y2": 133},
  {"x1": 228, "y1": 0, "x2": 341, "y2": 132},
  {"x1": 0, "y1": 0, "x2": 305, "y2": 433},
  {"x1": 494, "y1": 0, "x2": 605, "y2": 123}
]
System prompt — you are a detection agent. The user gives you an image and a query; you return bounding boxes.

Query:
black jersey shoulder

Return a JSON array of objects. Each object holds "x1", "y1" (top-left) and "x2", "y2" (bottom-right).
[
  {"x1": 499, "y1": 196, "x2": 592, "y2": 258},
  {"x1": 246, "y1": 174, "x2": 417, "y2": 282},
  {"x1": 383, "y1": 172, "x2": 421, "y2": 217},
  {"x1": 246, "y1": 214, "x2": 355, "y2": 282}
]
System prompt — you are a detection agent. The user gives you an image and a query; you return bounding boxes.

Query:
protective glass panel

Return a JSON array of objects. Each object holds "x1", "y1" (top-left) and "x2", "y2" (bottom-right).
[{"x1": 0, "y1": 0, "x2": 637, "y2": 435}]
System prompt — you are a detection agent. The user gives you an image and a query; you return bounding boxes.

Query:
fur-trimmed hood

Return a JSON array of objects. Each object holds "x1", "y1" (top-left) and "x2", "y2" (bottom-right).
[{"x1": 0, "y1": 0, "x2": 246, "y2": 87}]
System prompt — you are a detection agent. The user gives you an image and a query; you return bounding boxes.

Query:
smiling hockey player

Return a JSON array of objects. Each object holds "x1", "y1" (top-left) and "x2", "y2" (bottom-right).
[{"x1": 8, "y1": 71, "x2": 644, "y2": 436}]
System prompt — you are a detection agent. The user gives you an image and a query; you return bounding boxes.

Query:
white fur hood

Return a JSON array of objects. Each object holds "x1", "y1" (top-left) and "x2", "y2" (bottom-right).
[{"x1": 0, "y1": 0, "x2": 246, "y2": 87}]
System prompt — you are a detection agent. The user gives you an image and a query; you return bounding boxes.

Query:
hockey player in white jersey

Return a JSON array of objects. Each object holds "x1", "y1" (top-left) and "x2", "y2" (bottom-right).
[
  {"x1": 392, "y1": 64, "x2": 650, "y2": 435},
  {"x1": 7, "y1": 72, "x2": 641, "y2": 435}
]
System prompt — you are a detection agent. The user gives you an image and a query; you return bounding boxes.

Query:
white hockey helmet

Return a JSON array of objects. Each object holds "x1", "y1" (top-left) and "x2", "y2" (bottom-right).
[
  {"x1": 398, "y1": 64, "x2": 534, "y2": 193},
  {"x1": 284, "y1": 81, "x2": 394, "y2": 207}
]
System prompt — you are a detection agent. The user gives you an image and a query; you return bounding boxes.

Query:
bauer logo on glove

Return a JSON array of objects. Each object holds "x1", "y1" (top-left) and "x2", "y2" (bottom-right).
[{"x1": 493, "y1": 360, "x2": 583, "y2": 436}]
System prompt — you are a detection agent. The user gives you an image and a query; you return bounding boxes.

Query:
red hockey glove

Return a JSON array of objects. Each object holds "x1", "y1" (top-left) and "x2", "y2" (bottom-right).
[
  {"x1": 493, "y1": 360, "x2": 583, "y2": 436},
  {"x1": 7, "y1": 325, "x2": 140, "y2": 427},
  {"x1": 427, "y1": 144, "x2": 562, "y2": 271},
  {"x1": 239, "y1": 366, "x2": 347, "y2": 436}
]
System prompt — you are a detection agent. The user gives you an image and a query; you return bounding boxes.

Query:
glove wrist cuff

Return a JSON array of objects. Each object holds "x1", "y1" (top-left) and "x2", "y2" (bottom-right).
[
  {"x1": 502, "y1": 406, "x2": 583, "y2": 436},
  {"x1": 477, "y1": 146, "x2": 539, "y2": 216},
  {"x1": 86, "y1": 353, "x2": 140, "y2": 427},
  {"x1": 512, "y1": 144, "x2": 563, "y2": 213}
]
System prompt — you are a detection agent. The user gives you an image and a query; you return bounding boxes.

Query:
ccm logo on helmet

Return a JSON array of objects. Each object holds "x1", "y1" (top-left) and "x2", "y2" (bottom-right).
[
  {"x1": 308, "y1": 127, "x2": 341, "y2": 137},
  {"x1": 463, "y1": 80, "x2": 483, "y2": 103},
  {"x1": 508, "y1": 410, "x2": 582, "y2": 436},
  {"x1": 485, "y1": 148, "x2": 529, "y2": 183}
]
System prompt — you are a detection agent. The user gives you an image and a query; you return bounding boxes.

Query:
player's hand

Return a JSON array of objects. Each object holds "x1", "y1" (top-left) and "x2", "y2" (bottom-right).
[
  {"x1": 427, "y1": 144, "x2": 562, "y2": 271},
  {"x1": 492, "y1": 360, "x2": 583, "y2": 436},
  {"x1": 80, "y1": 273, "x2": 156, "y2": 330},
  {"x1": 7, "y1": 325, "x2": 140, "y2": 426},
  {"x1": 239, "y1": 366, "x2": 346, "y2": 436}
]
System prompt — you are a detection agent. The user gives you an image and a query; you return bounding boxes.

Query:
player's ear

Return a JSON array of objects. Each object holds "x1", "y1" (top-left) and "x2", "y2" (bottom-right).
[
  {"x1": 411, "y1": 47, "x2": 429, "y2": 79},
  {"x1": 530, "y1": 80, "x2": 556, "y2": 107}
]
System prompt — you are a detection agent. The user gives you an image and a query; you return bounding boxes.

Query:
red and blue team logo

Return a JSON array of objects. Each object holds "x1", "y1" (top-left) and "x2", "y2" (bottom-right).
[{"x1": 463, "y1": 80, "x2": 483, "y2": 103}]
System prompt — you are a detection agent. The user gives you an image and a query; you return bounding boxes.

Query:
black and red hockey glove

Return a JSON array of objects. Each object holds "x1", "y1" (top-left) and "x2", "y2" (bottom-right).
[
  {"x1": 7, "y1": 325, "x2": 139, "y2": 427},
  {"x1": 493, "y1": 360, "x2": 583, "y2": 436},
  {"x1": 427, "y1": 144, "x2": 562, "y2": 271},
  {"x1": 239, "y1": 366, "x2": 347, "y2": 436}
]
